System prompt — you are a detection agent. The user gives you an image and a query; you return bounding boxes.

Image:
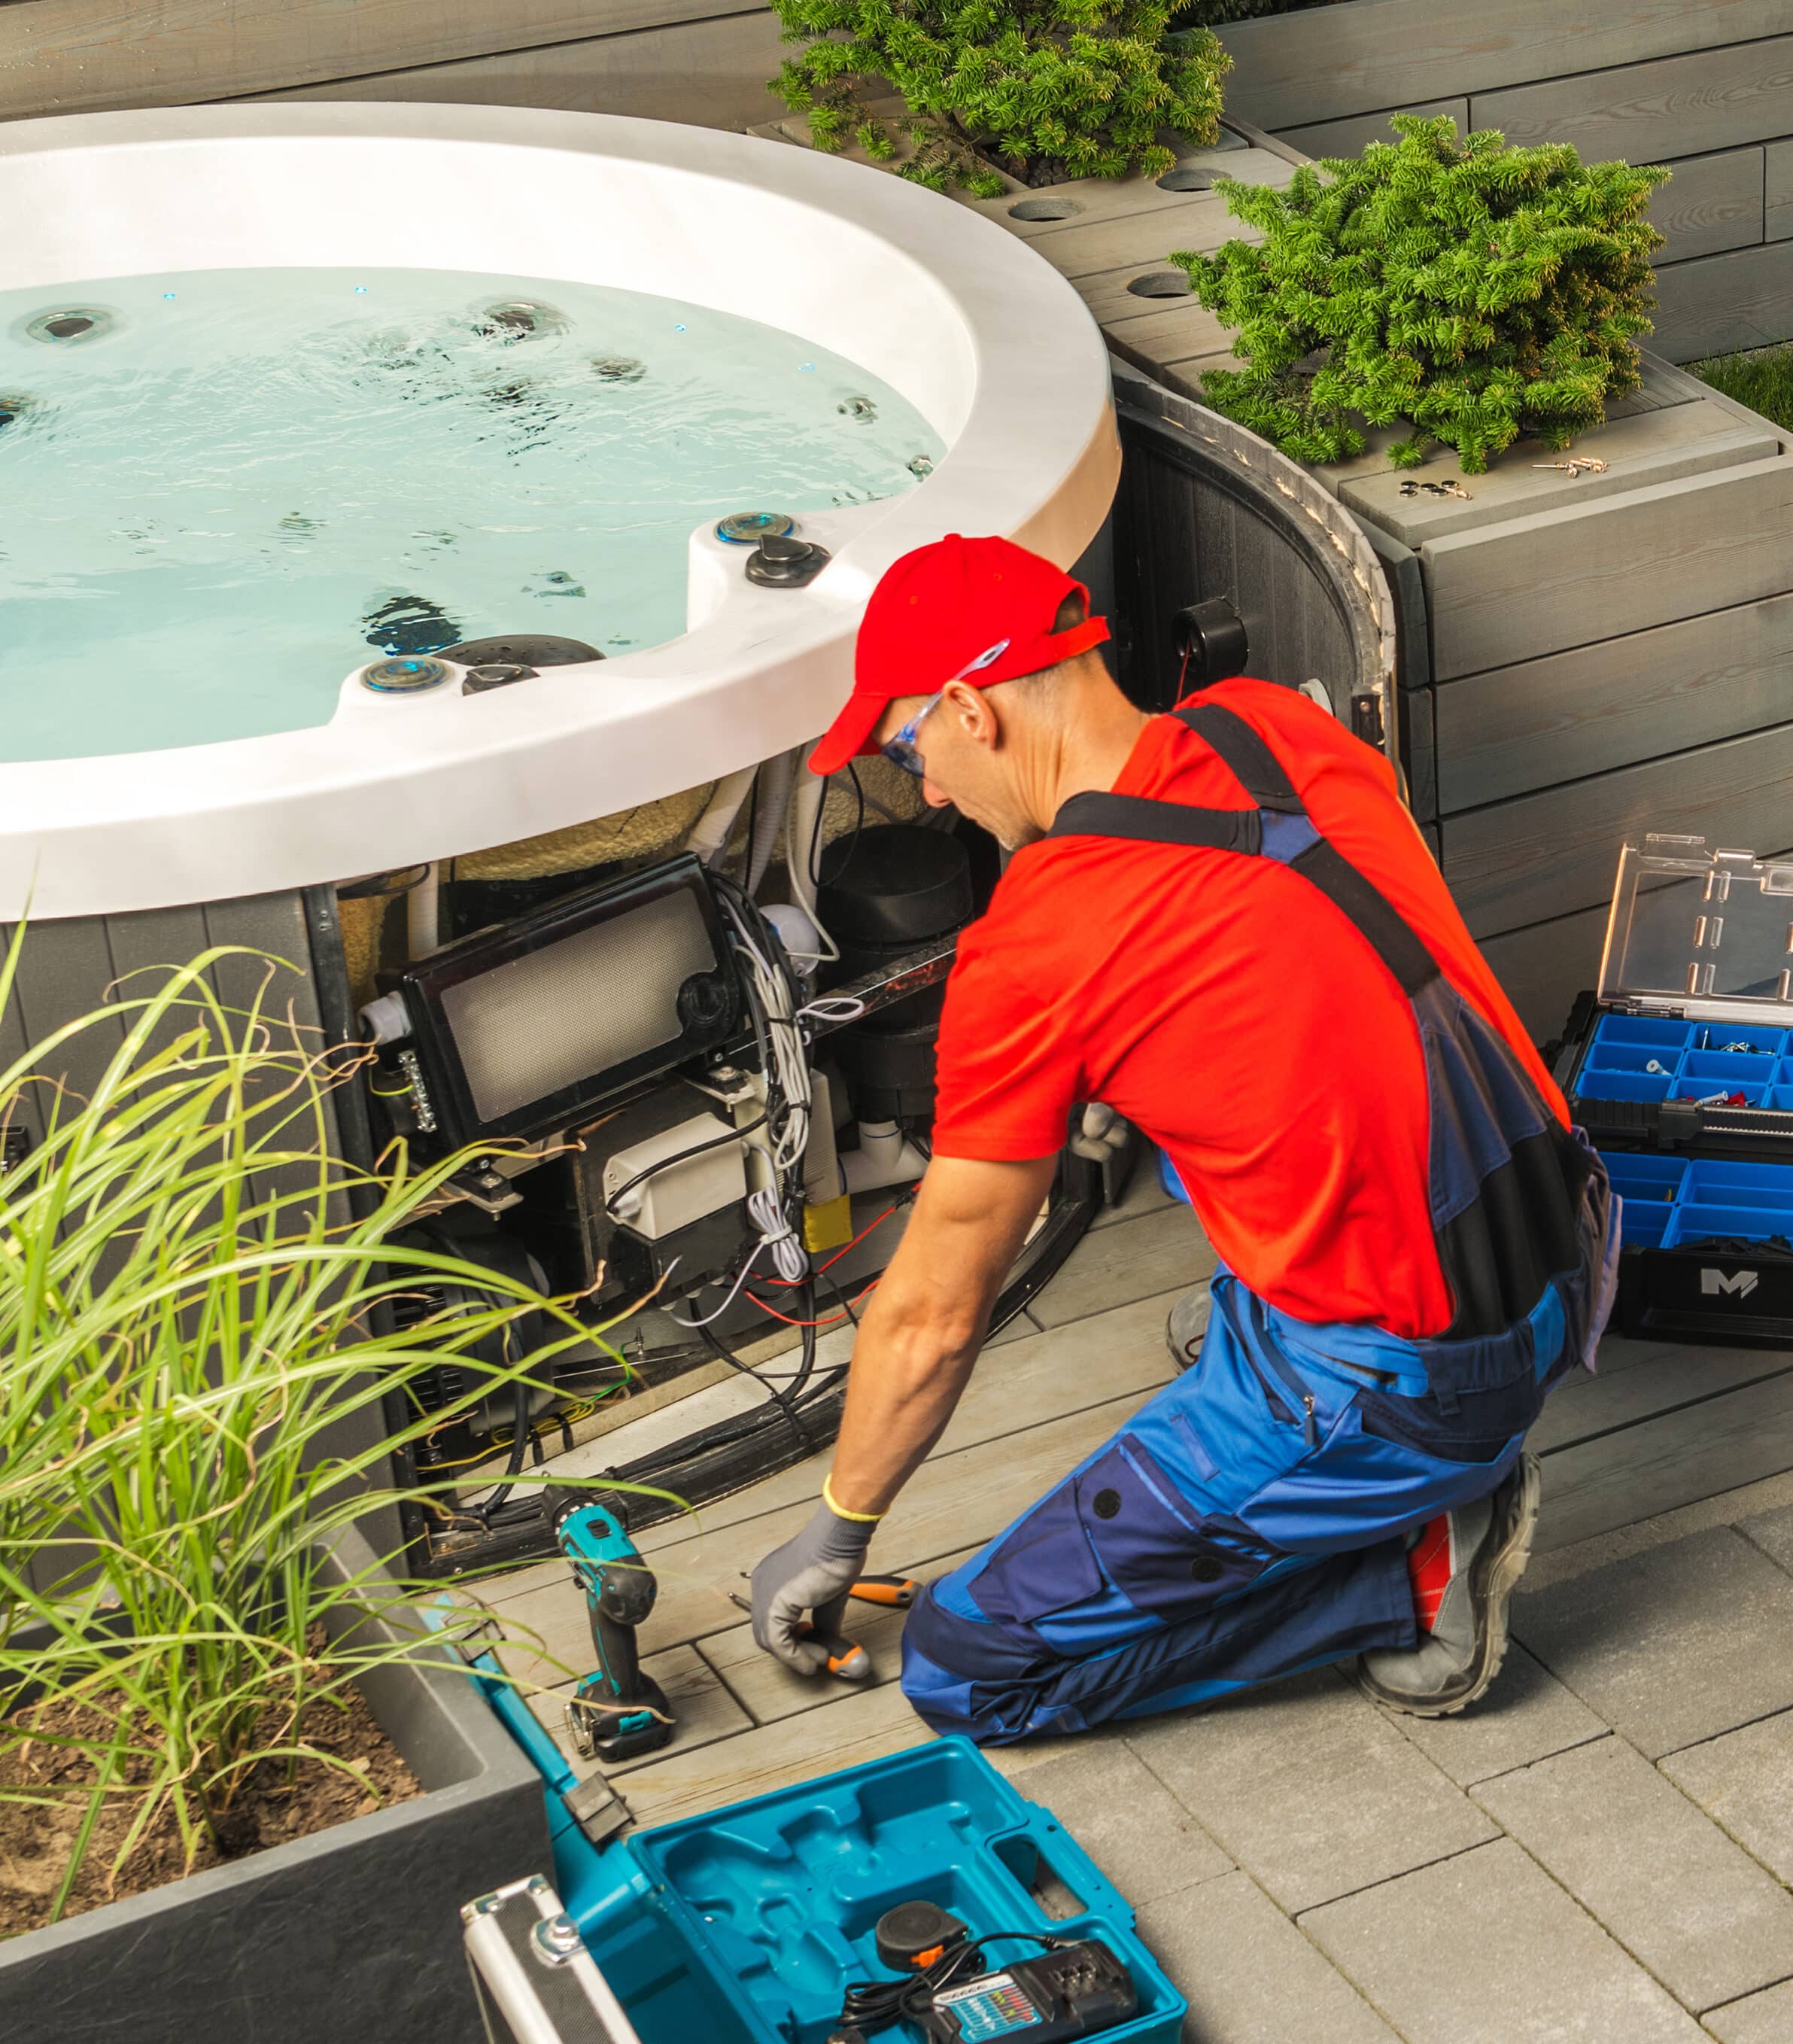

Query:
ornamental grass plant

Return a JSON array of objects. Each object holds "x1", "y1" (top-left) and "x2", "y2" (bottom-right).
[
  {"x1": 0, "y1": 940, "x2": 627, "y2": 1924},
  {"x1": 1173, "y1": 114, "x2": 1669, "y2": 472},
  {"x1": 768, "y1": 0, "x2": 1230, "y2": 193}
]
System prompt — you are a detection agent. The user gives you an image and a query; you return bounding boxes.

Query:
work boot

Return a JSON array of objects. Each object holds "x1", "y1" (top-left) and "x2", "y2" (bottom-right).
[
  {"x1": 1353, "y1": 1453, "x2": 1542, "y2": 1718},
  {"x1": 1164, "y1": 1285, "x2": 1211, "y2": 1373}
]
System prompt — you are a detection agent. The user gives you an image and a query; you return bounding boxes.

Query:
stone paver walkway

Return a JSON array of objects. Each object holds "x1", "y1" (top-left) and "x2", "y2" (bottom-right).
[{"x1": 991, "y1": 1494, "x2": 1793, "y2": 2040}]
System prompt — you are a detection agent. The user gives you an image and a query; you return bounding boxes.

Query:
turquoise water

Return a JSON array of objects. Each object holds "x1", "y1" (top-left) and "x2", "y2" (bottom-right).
[{"x1": 0, "y1": 268, "x2": 941, "y2": 762}]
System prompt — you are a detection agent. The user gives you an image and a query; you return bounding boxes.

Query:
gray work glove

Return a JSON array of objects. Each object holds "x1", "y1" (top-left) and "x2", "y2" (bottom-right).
[{"x1": 750, "y1": 1493, "x2": 876, "y2": 1674}]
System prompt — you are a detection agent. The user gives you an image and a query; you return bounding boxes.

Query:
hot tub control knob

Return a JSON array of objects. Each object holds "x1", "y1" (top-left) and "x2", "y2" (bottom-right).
[{"x1": 746, "y1": 531, "x2": 831, "y2": 590}]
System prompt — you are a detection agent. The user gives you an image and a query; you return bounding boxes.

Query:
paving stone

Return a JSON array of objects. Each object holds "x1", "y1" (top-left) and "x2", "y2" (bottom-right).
[
  {"x1": 1136, "y1": 1871, "x2": 1399, "y2": 2044},
  {"x1": 1126, "y1": 1668, "x2": 1497, "y2": 1914},
  {"x1": 1302, "y1": 1839, "x2": 1708, "y2": 2044},
  {"x1": 1473, "y1": 1735, "x2": 1793, "y2": 2012},
  {"x1": 1737, "y1": 1499, "x2": 1793, "y2": 1577},
  {"x1": 1514, "y1": 1527, "x2": 1793, "y2": 1759},
  {"x1": 1703, "y1": 1978, "x2": 1793, "y2": 2043},
  {"x1": 1374, "y1": 1641, "x2": 1606, "y2": 1787},
  {"x1": 1006, "y1": 1739, "x2": 1232, "y2": 1908},
  {"x1": 1661, "y1": 1710, "x2": 1793, "y2": 1885}
]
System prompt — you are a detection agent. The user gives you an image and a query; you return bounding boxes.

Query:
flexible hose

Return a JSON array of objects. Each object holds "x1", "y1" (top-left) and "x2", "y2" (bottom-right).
[{"x1": 747, "y1": 749, "x2": 798, "y2": 891}]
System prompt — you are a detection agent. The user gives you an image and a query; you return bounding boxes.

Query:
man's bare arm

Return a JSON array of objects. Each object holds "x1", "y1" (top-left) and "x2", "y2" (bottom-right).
[{"x1": 827, "y1": 1152, "x2": 1059, "y2": 1516}]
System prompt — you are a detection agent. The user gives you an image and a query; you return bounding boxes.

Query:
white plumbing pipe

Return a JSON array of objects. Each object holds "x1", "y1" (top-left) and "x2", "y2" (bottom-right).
[
  {"x1": 841, "y1": 1119, "x2": 931, "y2": 1195},
  {"x1": 747, "y1": 748, "x2": 798, "y2": 891},
  {"x1": 686, "y1": 764, "x2": 758, "y2": 867},
  {"x1": 407, "y1": 860, "x2": 440, "y2": 957}
]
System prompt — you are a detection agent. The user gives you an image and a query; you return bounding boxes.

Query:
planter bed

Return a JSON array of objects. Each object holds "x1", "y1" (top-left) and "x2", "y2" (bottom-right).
[
  {"x1": 1214, "y1": 0, "x2": 1793, "y2": 363},
  {"x1": 0, "y1": 1528, "x2": 548, "y2": 2044}
]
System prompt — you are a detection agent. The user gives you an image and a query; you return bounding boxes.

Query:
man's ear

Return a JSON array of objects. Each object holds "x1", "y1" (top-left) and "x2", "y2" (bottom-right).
[{"x1": 942, "y1": 679, "x2": 1001, "y2": 748}]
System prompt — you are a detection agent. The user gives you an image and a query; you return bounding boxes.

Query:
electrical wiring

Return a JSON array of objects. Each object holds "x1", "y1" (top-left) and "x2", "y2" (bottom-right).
[
  {"x1": 765, "y1": 1195, "x2": 909, "y2": 1284},
  {"x1": 664, "y1": 1241, "x2": 765, "y2": 1327}
]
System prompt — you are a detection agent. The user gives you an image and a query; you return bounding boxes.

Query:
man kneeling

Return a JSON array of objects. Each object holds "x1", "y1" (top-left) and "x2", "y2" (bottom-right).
[{"x1": 749, "y1": 536, "x2": 1618, "y2": 1740}]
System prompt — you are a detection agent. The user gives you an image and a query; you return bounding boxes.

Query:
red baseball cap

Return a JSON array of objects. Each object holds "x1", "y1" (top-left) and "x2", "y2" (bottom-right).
[{"x1": 808, "y1": 534, "x2": 1111, "y2": 775}]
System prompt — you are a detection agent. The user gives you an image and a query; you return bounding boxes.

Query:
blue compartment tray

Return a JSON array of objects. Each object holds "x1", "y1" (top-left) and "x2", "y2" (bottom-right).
[{"x1": 1603, "y1": 1152, "x2": 1793, "y2": 1252}]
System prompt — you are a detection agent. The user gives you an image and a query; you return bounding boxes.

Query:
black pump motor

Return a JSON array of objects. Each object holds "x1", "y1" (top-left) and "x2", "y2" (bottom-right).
[{"x1": 818, "y1": 824, "x2": 974, "y2": 1122}]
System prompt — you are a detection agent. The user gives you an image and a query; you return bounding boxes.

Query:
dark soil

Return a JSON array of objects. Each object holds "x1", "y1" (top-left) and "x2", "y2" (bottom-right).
[{"x1": 0, "y1": 1670, "x2": 420, "y2": 1937}]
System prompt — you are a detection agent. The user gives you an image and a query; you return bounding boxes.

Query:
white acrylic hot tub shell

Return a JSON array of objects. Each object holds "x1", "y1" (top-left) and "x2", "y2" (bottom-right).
[{"x1": 0, "y1": 104, "x2": 1117, "y2": 920}]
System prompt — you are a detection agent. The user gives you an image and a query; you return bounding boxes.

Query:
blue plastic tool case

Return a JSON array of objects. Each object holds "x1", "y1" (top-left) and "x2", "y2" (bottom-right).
[
  {"x1": 1552, "y1": 835, "x2": 1793, "y2": 1344},
  {"x1": 489, "y1": 1677, "x2": 1185, "y2": 2044}
]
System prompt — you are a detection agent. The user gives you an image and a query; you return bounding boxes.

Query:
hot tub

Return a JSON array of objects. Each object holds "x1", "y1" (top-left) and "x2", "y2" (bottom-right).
[{"x1": 0, "y1": 103, "x2": 1117, "y2": 922}]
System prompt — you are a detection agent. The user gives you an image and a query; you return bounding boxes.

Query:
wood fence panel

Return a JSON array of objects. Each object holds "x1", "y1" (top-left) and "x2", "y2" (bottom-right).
[
  {"x1": 253, "y1": 11, "x2": 789, "y2": 135},
  {"x1": 0, "y1": 0, "x2": 754, "y2": 119},
  {"x1": 1469, "y1": 35, "x2": 1793, "y2": 166},
  {"x1": 1651, "y1": 239, "x2": 1793, "y2": 360},
  {"x1": 1217, "y1": 0, "x2": 1793, "y2": 134},
  {"x1": 1770, "y1": 137, "x2": 1793, "y2": 241},
  {"x1": 1650, "y1": 146, "x2": 1765, "y2": 264}
]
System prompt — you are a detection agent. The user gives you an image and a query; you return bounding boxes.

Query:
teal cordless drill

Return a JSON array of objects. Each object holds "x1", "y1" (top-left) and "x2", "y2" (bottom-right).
[{"x1": 545, "y1": 1486, "x2": 673, "y2": 1764}]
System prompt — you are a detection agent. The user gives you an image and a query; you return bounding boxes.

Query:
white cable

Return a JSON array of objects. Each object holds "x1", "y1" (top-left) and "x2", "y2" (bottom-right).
[
  {"x1": 665, "y1": 1243, "x2": 764, "y2": 1327},
  {"x1": 724, "y1": 899, "x2": 813, "y2": 1177},
  {"x1": 798, "y1": 995, "x2": 865, "y2": 1025},
  {"x1": 746, "y1": 1182, "x2": 807, "y2": 1283}
]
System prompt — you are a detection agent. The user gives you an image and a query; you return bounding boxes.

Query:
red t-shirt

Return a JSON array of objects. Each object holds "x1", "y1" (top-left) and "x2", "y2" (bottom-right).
[{"x1": 931, "y1": 679, "x2": 1569, "y2": 1340}]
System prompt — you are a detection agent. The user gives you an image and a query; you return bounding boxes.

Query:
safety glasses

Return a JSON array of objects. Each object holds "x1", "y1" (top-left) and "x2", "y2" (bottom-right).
[{"x1": 880, "y1": 637, "x2": 1011, "y2": 777}]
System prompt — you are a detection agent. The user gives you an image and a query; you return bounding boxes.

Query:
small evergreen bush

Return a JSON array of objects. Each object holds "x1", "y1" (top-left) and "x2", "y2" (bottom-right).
[
  {"x1": 1172, "y1": 115, "x2": 1669, "y2": 472},
  {"x1": 768, "y1": 0, "x2": 1230, "y2": 193}
]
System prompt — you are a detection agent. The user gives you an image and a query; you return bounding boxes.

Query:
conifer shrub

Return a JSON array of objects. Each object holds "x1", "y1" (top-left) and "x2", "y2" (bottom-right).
[
  {"x1": 767, "y1": 0, "x2": 1230, "y2": 193},
  {"x1": 1172, "y1": 115, "x2": 1669, "y2": 472}
]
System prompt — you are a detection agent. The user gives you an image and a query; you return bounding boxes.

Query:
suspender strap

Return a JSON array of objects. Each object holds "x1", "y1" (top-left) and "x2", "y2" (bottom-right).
[
  {"x1": 1047, "y1": 790, "x2": 1262, "y2": 856},
  {"x1": 1175, "y1": 702, "x2": 1305, "y2": 813},
  {"x1": 1286, "y1": 838, "x2": 1440, "y2": 998},
  {"x1": 1046, "y1": 703, "x2": 1444, "y2": 999}
]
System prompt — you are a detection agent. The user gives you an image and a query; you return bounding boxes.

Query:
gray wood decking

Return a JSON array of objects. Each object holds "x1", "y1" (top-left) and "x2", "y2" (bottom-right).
[{"x1": 479, "y1": 1170, "x2": 1793, "y2": 1833}]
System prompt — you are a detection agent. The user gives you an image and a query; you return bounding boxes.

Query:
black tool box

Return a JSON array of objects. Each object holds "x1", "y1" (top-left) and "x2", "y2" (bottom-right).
[{"x1": 1551, "y1": 835, "x2": 1793, "y2": 1347}]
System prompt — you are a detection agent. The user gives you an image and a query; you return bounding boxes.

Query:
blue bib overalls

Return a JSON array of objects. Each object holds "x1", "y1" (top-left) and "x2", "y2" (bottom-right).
[{"x1": 901, "y1": 702, "x2": 1621, "y2": 1743}]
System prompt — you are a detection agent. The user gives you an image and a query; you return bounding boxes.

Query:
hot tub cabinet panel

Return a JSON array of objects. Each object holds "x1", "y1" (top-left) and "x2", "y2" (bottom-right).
[{"x1": 0, "y1": 1530, "x2": 549, "y2": 2044}]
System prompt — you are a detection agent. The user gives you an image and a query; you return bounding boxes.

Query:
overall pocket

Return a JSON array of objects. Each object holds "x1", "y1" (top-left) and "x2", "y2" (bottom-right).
[
  {"x1": 1075, "y1": 1437, "x2": 1275, "y2": 1623},
  {"x1": 969, "y1": 1477, "x2": 1105, "y2": 1625}
]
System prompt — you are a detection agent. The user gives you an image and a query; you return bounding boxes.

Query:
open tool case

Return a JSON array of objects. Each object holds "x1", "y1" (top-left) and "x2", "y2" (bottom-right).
[
  {"x1": 1553, "y1": 836, "x2": 1793, "y2": 1345},
  {"x1": 536, "y1": 1735, "x2": 1184, "y2": 2044}
]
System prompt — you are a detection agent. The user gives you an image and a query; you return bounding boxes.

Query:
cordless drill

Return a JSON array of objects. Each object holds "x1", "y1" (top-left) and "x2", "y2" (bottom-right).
[{"x1": 544, "y1": 1486, "x2": 674, "y2": 1765}]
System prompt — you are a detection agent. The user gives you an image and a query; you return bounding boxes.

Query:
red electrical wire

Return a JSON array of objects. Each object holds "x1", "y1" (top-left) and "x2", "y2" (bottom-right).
[
  {"x1": 765, "y1": 1201, "x2": 904, "y2": 1285},
  {"x1": 746, "y1": 1278, "x2": 879, "y2": 1328}
]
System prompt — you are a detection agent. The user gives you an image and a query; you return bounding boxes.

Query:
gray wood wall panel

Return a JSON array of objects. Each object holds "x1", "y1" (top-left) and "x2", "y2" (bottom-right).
[
  {"x1": 248, "y1": 8, "x2": 786, "y2": 133},
  {"x1": 1649, "y1": 145, "x2": 1766, "y2": 264},
  {"x1": 1480, "y1": 902, "x2": 1613, "y2": 1048},
  {"x1": 1469, "y1": 35, "x2": 1793, "y2": 167},
  {"x1": 1440, "y1": 721, "x2": 1793, "y2": 941},
  {"x1": 1422, "y1": 456, "x2": 1793, "y2": 682},
  {"x1": 1436, "y1": 591, "x2": 1793, "y2": 814},
  {"x1": 0, "y1": 0, "x2": 759, "y2": 119},
  {"x1": 1217, "y1": 0, "x2": 1793, "y2": 135},
  {"x1": 1770, "y1": 137, "x2": 1793, "y2": 241},
  {"x1": 1651, "y1": 238, "x2": 1793, "y2": 359},
  {"x1": 1277, "y1": 96, "x2": 1466, "y2": 163}
]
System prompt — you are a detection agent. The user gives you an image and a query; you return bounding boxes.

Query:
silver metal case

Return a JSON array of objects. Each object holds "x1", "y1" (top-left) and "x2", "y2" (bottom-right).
[{"x1": 463, "y1": 1875, "x2": 644, "y2": 2044}]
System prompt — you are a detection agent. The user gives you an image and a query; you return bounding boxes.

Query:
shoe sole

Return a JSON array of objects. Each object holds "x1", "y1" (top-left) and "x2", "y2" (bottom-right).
[{"x1": 1357, "y1": 1452, "x2": 1542, "y2": 1719}]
